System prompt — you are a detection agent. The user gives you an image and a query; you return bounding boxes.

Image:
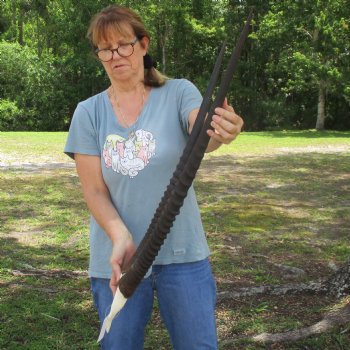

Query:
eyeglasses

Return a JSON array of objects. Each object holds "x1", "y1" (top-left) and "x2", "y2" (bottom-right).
[{"x1": 95, "y1": 38, "x2": 139, "y2": 62}]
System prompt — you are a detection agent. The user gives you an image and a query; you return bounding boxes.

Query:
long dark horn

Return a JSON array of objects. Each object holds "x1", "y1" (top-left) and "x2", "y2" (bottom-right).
[
  {"x1": 119, "y1": 10, "x2": 254, "y2": 298},
  {"x1": 125, "y1": 40, "x2": 227, "y2": 270}
]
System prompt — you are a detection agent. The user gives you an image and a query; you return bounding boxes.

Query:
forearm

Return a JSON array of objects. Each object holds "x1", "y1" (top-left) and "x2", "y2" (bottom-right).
[
  {"x1": 74, "y1": 154, "x2": 131, "y2": 244},
  {"x1": 75, "y1": 153, "x2": 136, "y2": 286},
  {"x1": 83, "y1": 188, "x2": 131, "y2": 244}
]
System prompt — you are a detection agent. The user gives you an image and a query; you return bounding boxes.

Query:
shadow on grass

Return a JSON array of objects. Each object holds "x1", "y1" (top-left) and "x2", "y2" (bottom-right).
[
  {"x1": 0, "y1": 235, "x2": 99, "y2": 350},
  {"x1": 1, "y1": 152, "x2": 349, "y2": 349},
  {"x1": 0, "y1": 167, "x2": 83, "y2": 219},
  {"x1": 0, "y1": 168, "x2": 172, "y2": 350},
  {"x1": 0, "y1": 168, "x2": 99, "y2": 349},
  {"x1": 197, "y1": 152, "x2": 350, "y2": 283},
  {"x1": 198, "y1": 152, "x2": 350, "y2": 348}
]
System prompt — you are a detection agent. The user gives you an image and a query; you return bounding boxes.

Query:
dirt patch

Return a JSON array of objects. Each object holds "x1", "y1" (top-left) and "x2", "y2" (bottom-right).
[
  {"x1": 277, "y1": 145, "x2": 350, "y2": 154},
  {"x1": 0, "y1": 162, "x2": 75, "y2": 171},
  {"x1": 7, "y1": 229, "x2": 45, "y2": 245}
]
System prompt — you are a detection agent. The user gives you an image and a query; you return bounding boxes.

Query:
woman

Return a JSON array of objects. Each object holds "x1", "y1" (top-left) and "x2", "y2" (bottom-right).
[{"x1": 65, "y1": 5, "x2": 243, "y2": 350}]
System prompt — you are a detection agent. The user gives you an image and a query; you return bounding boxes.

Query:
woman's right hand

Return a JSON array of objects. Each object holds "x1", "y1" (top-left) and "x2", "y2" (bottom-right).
[{"x1": 109, "y1": 230, "x2": 136, "y2": 295}]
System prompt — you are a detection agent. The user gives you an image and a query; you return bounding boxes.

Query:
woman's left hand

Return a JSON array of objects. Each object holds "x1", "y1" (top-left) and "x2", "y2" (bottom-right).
[{"x1": 207, "y1": 98, "x2": 244, "y2": 144}]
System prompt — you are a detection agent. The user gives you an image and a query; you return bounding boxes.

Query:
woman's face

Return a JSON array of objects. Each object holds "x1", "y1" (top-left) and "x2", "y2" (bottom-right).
[{"x1": 96, "y1": 23, "x2": 149, "y2": 85}]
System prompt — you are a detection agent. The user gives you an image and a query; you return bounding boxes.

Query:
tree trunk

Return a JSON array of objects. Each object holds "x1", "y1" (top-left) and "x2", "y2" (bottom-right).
[
  {"x1": 18, "y1": 7, "x2": 24, "y2": 45},
  {"x1": 162, "y1": 41, "x2": 166, "y2": 73},
  {"x1": 218, "y1": 257, "x2": 350, "y2": 301},
  {"x1": 315, "y1": 81, "x2": 326, "y2": 130},
  {"x1": 250, "y1": 303, "x2": 350, "y2": 344},
  {"x1": 220, "y1": 258, "x2": 350, "y2": 345},
  {"x1": 322, "y1": 257, "x2": 350, "y2": 297},
  {"x1": 37, "y1": 15, "x2": 41, "y2": 58},
  {"x1": 12, "y1": 1, "x2": 17, "y2": 36},
  {"x1": 155, "y1": 12, "x2": 166, "y2": 73}
]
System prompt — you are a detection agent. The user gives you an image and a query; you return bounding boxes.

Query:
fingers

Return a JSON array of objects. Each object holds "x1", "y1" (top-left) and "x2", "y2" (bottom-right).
[
  {"x1": 109, "y1": 235, "x2": 136, "y2": 295},
  {"x1": 110, "y1": 262, "x2": 122, "y2": 295},
  {"x1": 207, "y1": 102, "x2": 243, "y2": 144},
  {"x1": 124, "y1": 244, "x2": 137, "y2": 266},
  {"x1": 222, "y1": 97, "x2": 234, "y2": 112}
]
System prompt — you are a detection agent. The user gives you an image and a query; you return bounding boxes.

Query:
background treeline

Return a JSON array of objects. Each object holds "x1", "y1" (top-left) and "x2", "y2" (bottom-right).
[{"x1": 0, "y1": 0, "x2": 349, "y2": 131}]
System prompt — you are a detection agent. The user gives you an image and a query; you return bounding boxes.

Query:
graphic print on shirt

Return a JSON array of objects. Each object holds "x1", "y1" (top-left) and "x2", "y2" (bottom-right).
[{"x1": 103, "y1": 129, "x2": 156, "y2": 178}]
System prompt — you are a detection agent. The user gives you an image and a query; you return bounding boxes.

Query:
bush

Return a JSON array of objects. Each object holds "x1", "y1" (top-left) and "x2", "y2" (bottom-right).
[
  {"x1": 0, "y1": 99, "x2": 25, "y2": 131},
  {"x1": 0, "y1": 41, "x2": 69, "y2": 131}
]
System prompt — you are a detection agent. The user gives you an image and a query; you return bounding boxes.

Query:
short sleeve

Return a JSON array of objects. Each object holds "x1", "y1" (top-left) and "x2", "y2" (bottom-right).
[
  {"x1": 176, "y1": 79, "x2": 203, "y2": 134},
  {"x1": 64, "y1": 103, "x2": 100, "y2": 160}
]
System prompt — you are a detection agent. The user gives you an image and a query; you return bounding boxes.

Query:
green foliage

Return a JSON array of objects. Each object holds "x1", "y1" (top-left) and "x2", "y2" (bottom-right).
[
  {"x1": 0, "y1": 99, "x2": 23, "y2": 130},
  {"x1": 0, "y1": 41, "x2": 70, "y2": 130},
  {"x1": 0, "y1": 0, "x2": 349, "y2": 131},
  {"x1": 255, "y1": 0, "x2": 350, "y2": 130}
]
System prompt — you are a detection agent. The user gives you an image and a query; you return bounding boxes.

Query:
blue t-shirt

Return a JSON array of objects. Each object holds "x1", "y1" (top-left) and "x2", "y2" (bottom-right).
[{"x1": 64, "y1": 79, "x2": 210, "y2": 278}]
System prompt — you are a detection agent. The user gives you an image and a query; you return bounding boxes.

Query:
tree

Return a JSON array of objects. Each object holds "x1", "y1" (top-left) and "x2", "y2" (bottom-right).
[
  {"x1": 1, "y1": 0, "x2": 349, "y2": 131},
  {"x1": 223, "y1": 0, "x2": 272, "y2": 130},
  {"x1": 256, "y1": 0, "x2": 350, "y2": 130},
  {"x1": 0, "y1": 41, "x2": 68, "y2": 130},
  {"x1": 141, "y1": 0, "x2": 225, "y2": 92}
]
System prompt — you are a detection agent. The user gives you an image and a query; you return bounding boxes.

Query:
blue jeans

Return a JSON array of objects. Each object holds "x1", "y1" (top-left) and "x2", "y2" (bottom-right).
[{"x1": 91, "y1": 258, "x2": 218, "y2": 350}]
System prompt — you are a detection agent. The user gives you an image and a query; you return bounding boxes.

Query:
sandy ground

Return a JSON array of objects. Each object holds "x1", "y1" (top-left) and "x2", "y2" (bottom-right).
[{"x1": 0, "y1": 144, "x2": 349, "y2": 170}]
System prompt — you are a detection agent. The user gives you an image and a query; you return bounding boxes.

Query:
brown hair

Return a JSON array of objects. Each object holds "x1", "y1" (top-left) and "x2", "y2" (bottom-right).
[{"x1": 87, "y1": 5, "x2": 167, "y2": 87}]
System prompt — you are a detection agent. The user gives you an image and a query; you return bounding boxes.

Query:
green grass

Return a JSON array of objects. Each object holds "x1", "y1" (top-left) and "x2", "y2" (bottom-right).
[
  {"x1": 210, "y1": 129, "x2": 350, "y2": 157},
  {"x1": 1, "y1": 129, "x2": 349, "y2": 162},
  {"x1": 0, "y1": 130, "x2": 350, "y2": 349},
  {"x1": 0, "y1": 131, "x2": 69, "y2": 164}
]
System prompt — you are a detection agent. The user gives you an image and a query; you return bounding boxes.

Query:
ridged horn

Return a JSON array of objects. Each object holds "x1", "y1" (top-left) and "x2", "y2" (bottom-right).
[{"x1": 118, "y1": 10, "x2": 254, "y2": 298}]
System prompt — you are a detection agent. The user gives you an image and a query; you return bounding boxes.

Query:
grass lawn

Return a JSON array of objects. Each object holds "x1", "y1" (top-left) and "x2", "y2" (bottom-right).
[{"x1": 0, "y1": 130, "x2": 349, "y2": 349}]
